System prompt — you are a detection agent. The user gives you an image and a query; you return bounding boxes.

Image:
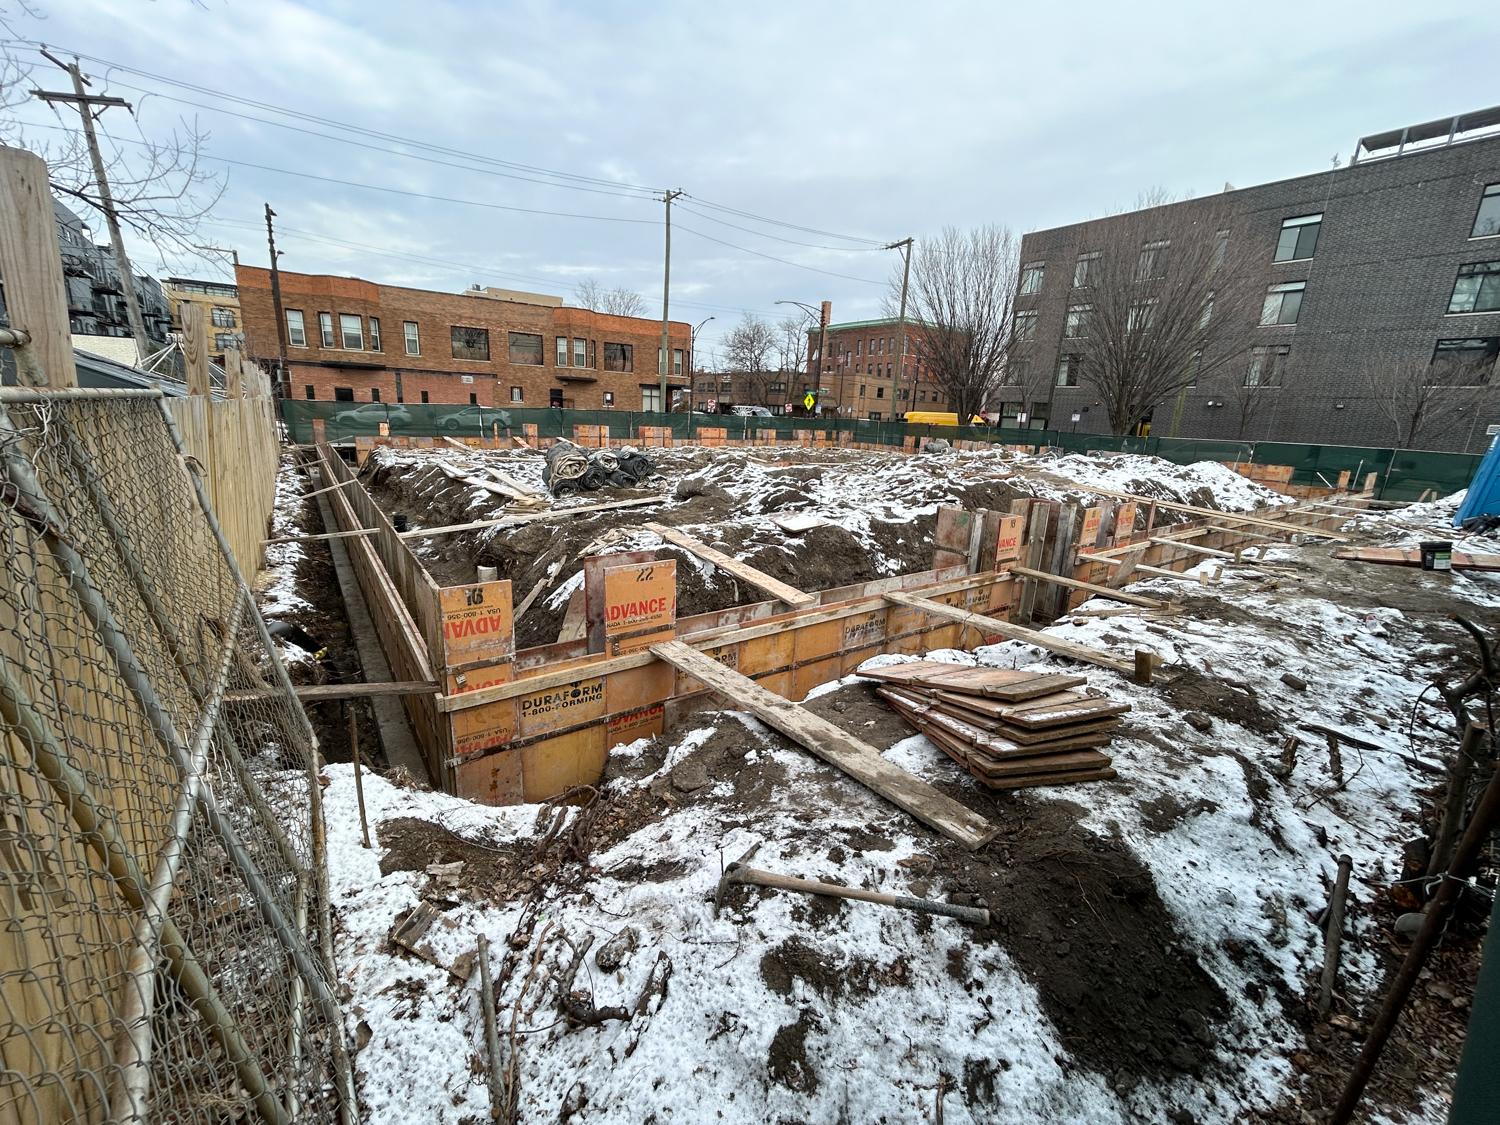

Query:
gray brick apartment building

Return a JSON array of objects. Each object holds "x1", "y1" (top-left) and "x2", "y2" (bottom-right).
[{"x1": 1012, "y1": 106, "x2": 1500, "y2": 452}]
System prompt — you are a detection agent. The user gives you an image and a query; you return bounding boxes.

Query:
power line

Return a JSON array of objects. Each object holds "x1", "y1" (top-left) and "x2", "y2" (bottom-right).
[
  {"x1": 674, "y1": 224, "x2": 884, "y2": 285},
  {"x1": 684, "y1": 194, "x2": 885, "y2": 246},
  {"x1": 674, "y1": 202, "x2": 882, "y2": 251}
]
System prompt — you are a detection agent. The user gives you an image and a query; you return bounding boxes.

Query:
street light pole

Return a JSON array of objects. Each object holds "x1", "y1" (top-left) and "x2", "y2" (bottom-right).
[
  {"x1": 688, "y1": 316, "x2": 713, "y2": 414},
  {"x1": 776, "y1": 299, "x2": 830, "y2": 417}
]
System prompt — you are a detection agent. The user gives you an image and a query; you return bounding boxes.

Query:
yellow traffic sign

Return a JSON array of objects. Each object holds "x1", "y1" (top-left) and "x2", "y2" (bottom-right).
[{"x1": 803, "y1": 392, "x2": 816, "y2": 410}]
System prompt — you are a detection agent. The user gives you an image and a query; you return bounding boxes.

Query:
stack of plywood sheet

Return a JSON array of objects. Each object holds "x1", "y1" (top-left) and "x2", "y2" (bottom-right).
[{"x1": 863, "y1": 661, "x2": 1128, "y2": 790}]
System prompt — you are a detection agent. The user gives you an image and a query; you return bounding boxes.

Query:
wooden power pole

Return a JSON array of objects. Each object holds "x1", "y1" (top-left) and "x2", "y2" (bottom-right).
[
  {"x1": 659, "y1": 189, "x2": 682, "y2": 414},
  {"x1": 32, "y1": 55, "x2": 152, "y2": 362},
  {"x1": 886, "y1": 238, "x2": 914, "y2": 419},
  {"x1": 266, "y1": 204, "x2": 290, "y2": 396}
]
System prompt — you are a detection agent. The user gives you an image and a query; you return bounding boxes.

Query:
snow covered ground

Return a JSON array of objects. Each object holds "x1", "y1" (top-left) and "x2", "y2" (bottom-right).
[{"x1": 300, "y1": 487, "x2": 1492, "y2": 1124}]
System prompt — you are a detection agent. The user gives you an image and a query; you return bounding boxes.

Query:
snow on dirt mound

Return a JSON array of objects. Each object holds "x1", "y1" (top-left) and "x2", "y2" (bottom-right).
[{"x1": 1028, "y1": 453, "x2": 1290, "y2": 513}]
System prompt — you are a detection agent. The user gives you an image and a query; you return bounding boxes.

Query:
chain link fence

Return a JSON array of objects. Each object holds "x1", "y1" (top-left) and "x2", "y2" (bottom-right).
[{"x1": 0, "y1": 385, "x2": 356, "y2": 1124}]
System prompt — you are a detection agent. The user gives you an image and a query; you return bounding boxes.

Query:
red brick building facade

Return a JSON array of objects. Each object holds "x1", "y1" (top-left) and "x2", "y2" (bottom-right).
[
  {"x1": 805, "y1": 316, "x2": 950, "y2": 420},
  {"x1": 235, "y1": 266, "x2": 690, "y2": 410}
]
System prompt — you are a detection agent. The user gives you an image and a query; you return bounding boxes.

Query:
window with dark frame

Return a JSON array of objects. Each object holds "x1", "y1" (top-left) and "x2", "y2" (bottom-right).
[
  {"x1": 1448, "y1": 262, "x2": 1500, "y2": 315},
  {"x1": 1128, "y1": 298, "x2": 1158, "y2": 333},
  {"x1": 369, "y1": 317, "x2": 382, "y2": 351},
  {"x1": 286, "y1": 310, "x2": 307, "y2": 347},
  {"x1": 1471, "y1": 184, "x2": 1500, "y2": 239},
  {"x1": 1055, "y1": 354, "x2": 1080, "y2": 387},
  {"x1": 510, "y1": 386, "x2": 524, "y2": 402},
  {"x1": 1245, "y1": 345, "x2": 1289, "y2": 386},
  {"x1": 1260, "y1": 282, "x2": 1305, "y2": 325},
  {"x1": 333, "y1": 386, "x2": 353, "y2": 402},
  {"x1": 210, "y1": 306, "x2": 235, "y2": 328},
  {"x1": 470, "y1": 393, "x2": 478, "y2": 405},
  {"x1": 1014, "y1": 309, "x2": 1038, "y2": 342},
  {"x1": 304, "y1": 384, "x2": 315, "y2": 399},
  {"x1": 1020, "y1": 261, "x2": 1045, "y2": 295},
  {"x1": 603, "y1": 342, "x2": 633, "y2": 372},
  {"x1": 421, "y1": 391, "x2": 429, "y2": 403},
  {"x1": 1065, "y1": 305, "x2": 1091, "y2": 338},
  {"x1": 371, "y1": 388, "x2": 380, "y2": 402},
  {"x1": 506, "y1": 331, "x2": 542, "y2": 365},
  {"x1": 603, "y1": 391, "x2": 614, "y2": 407},
  {"x1": 1073, "y1": 252, "x2": 1100, "y2": 288},
  {"x1": 450, "y1": 326, "x2": 492, "y2": 362},
  {"x1": 1432, "y1": 338, "x2": 1499, "y2": 383},
  {"x1": 1274, "y1": 214, "x2": 1322, "y2": 262},
  {"x1": 1137, "y1": 240, "x2": 1170, "y2": 280}
]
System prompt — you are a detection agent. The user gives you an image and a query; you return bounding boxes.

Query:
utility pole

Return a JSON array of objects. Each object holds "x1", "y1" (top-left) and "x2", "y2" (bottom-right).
[
  {"x1": 33, "y1": 54, "x2": 151, "y2": 361},
  {"x1": 659, "y1": 189, "x2": 683, "y2": 414},
  {"x1": 266, "y1": 204, "x2": 289, "y2": 396},
  {"x1": 886, "y1": 238, "x2": 914, "y2": 419}
]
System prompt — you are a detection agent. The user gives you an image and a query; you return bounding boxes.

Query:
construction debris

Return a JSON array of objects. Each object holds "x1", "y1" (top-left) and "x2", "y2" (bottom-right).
[
  {"x1": 543, "y1": 441, "x2": 657, "y2": 496},
  {"x1": 863, "y1": 660, "x2": 1128, "y2": 790}
]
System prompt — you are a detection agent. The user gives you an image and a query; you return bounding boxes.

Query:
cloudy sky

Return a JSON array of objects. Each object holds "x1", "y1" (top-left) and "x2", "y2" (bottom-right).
[{"x1": 3, "y1": 0, "x2": 1494, "y2": 358}]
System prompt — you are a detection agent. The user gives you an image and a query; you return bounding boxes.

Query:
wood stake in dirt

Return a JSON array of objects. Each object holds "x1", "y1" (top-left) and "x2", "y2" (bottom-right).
[{"x1": 1318, "y1": 854, "x2": 1353, "y2": 1014}]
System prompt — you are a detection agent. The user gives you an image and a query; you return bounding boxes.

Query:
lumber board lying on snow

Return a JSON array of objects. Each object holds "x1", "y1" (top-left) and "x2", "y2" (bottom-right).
[
  {"x1": 1006, "y1": 564, "x2": 1171, "y2": 609},
  {"x1": 1330, "y1": 547, "x2": 1500, "y2": 572},
  {"x1": 879, "y1": 687, "x2": 1117, "y2": 758},
  {"x1": 649, "y1": 639, "x2": 997, "y2": 850},
  {"x1": 881, "y1": 591, "x2": 1141, "y2": 677},
  {"x1": 857, "y1": 660, "x2": 1087, "y2": 701},
  {"x1": 645, "y1": 522, "x2": 816, "y2": 607}
]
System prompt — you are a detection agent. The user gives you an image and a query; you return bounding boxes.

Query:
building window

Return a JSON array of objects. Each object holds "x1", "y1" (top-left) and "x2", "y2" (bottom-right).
[
  {"x1": 210, "y1": 306, "x2": 235, "y2": 328},
  {"x1": 1274, "y1": 214, "x2": 1322, "y2": 262},
  {"x1": 1014, "y1": 309, "x2": 1037, "y2": 343},
  {"x1": 859, "y1": 384, "x2": 866, "y2": 396},
  {"x1": 1433, "y1": 338, "x2": 1499, "y2": 381},
  {"x1": 1473, "y1": 185, "x2": 1500, "y2": 239},
  {"x1": 421, "y1": 391, "x2": 429, "y2": 403},
  {"x1": 1137, "y1": 240, "x2": 1169, "y2": 280},
  {"x1": 1128, "y1": 297, "x2": 1158, "y2": 333},
  {"x1": 641, "y1": 386, "x2": 662, "y2": 412},
  {"x1": 1448, "y1": 262, "x2": 1500, "y2": 315},
  {"x1": 674, "y1": 348, "x2": 684, "y2": 377},
  {"x1": 369, "y1": 317, "x2": 382, "y2": 351},
  {"x1": 502, "y1": 331, "x2": 543, "y2": 365},
  {"x1": 304, "y1": 384, "x2": 315, "y2": 399},
  {"x1": 468, "y1": 393, "x2": 477, "y2": 405},
  {"x1": 1056, "y1": 354, "x2": 1080, "y2": 387},
  {"x1": 1000, "y1": 401, "x2": 1023, "y2": 427},
  {"x1": 573, "y1": 337, "x2": 587, "y2": 367},
  {"x1": 285, "y1": 309, "x2": 307, "y2": 348},
  {"x1": 1020, "y1": 261, "x2": 1045, "y2": 295},
  {"x1": 1073, "y1": 252, "x2": 1100, "y2": 288},
  {"x1": 1065, "y1": 304, "x2": 1091, "y2": 338},
  {"x1": 213, "y1": 332, "x2": 240, "y2": 350},
  {"x1": 769, "y1": 381, "x2": 786, "y2": 394},
  {"x1": 510, "y1": 386, "x2": 524, "y2": 402},
  {"x1": 1004, "y1": 358, "x2": 1030, "y2": 386},
  {"x1": 1199, "y1": 291, "x2": 1215, "y2": 329},
  {"x1": 339, "y1": 313, "x2": 363, "y2": 350},
  {"x1": 556, "y1": 336, "x2": 569, "y2": 366},
  {"x1": 603, "y1": 342, "x2": 633, "y2": 372},
  {"x1": 918, "y1": 388, "x2": 927, "y2": 402},
  {"x1": 448, "y1": 326, "x2": 492, "y2": 362},
  {"x1": 1245, "y1": 345, "x2": 1289, "y2": 386},
  {"x1": 868, "y1": 411, "x2": 882, "y2": 421},
  {"x1": 603, "y1": 391, "x2": 615, "y2": 407},
  {"x1": 1260, "y1": 282, "x2": 1305, "y2": 326},
  {"x1": 333, "y1": 386, "x2": 354, "y2": 402},
  {"x1": 856, "y1": 340, "x2": 862, "y2": 356},
  {"x1": 876, "y1": 386, "x2": 885, "y2": 399},
  {"x1": 371, "y1": 388, "x2": 381, "y2": 402},
  {"x1": 403, "y1": 321, "x2": 420, "y2": 355},
  {"x1": 318, "y1": 313, "x2": 335, "y2": 349},
  {"x1": 1212, "y1": 230, "x2": 1230, "y2": 271}
]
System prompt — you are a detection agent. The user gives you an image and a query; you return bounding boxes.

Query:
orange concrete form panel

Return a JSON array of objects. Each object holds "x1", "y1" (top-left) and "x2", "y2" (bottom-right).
[
  {"x1": 1080, "y1": 507, "x2": 1102, "y2": 545},
  {"x1": 612, "y1": 627, "x2": 676, "y2": 656},
  {"x1": 604, "y1": 559, "x2": 677, "y2": 636},
  {"x1": 518, "y1": 676, "x2": 607, "y2": 738},
  {"x1": 585, "y1": 549, "x2": 655, "y2": 652},
  {"x1": 440, "y1": 581, "x2": 514, "y2": 667},
  {"x1": 607, "y1": 704, "x2": 665, "y2": 749},
  {"x1": 448, "y1": 665, "x2": 517, "y2": 758},
  {"x1": 739, "y1": 630, "x2": 793, "y2": 678},
  {"x1": 606, "y1": 660, "x2": 675, "y2": 715},
  {"x1": 676, "y1": 641, "x2": 741, "y2": 695},
  {"x1": 994, "y1": 515, "x2": 1024, "y2": 564},
  {"x1": 455, "y1": 746, "x2": 524, "y2": 805},
  {"x1": 520, "y1": 726, "x2": 607, "y2": 803},
  {"x1": 841, "y1": 608, "x2": 887, "y2": 652},
  {"x1": 1113, "y1": 502, "x2": 1138, "y2": 543}
]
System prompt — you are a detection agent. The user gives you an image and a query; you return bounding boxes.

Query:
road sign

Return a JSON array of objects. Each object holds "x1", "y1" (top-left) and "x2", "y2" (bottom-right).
[
  {"x1": 803, "y1": 392, "x2": 816, "y2": 410},
  {"x1": 704, "y1": 399, "x2": 716, "y2": 412}
]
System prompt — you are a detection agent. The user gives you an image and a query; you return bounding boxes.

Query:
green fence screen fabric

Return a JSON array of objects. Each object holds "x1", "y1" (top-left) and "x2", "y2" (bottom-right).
[{"x1": 278, "y1": 401, "x2": 1484, "y2": 500}]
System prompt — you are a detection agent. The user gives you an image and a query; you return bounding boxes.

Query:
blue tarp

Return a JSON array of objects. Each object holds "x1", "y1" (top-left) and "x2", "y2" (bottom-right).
[{"x1": 1453, "y1": 434, "x2": 1500, "y2": 525}]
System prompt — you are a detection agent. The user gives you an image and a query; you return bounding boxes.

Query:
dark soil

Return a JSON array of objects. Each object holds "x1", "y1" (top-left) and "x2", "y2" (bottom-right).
[
  {"x1": 1159, "y1": 665, "x2": 1283, "y2": 735},
  {"x1": 260, "y1": 458, "x2": 381, "y2": 767}
]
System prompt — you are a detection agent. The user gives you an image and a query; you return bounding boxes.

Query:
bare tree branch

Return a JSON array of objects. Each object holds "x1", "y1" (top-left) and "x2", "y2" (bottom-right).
[
  {"x1": 572, "y1": 279, "x2": 647, "y2": 317},
  {"x1": 1361, "y1": 352, "x2": 1497, "y2": 449}
]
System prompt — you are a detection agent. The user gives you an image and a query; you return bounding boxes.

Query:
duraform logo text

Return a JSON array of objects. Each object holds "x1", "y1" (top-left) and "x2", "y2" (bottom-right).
[{"x1": 520, "y1": 680, "x2": 604, "y2": 719}]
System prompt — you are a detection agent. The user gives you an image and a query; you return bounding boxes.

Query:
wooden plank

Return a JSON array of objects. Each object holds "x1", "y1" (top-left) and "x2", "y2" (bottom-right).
[
  {"x1": 1007, "y1": 564, "x2": 1169, "y2": 609},
  {"x1": 0, "y1": 146, "x2": 76, "y2": 385},
  {"x1": 1055, "y1": 483, "x2": 1351, "y2": 541},
  {"x1": 223, "y1": 681, "x2": 440, "y2": 702},
  {"x1": 182, "y1": 302, "x2": 211, "y2": 397},
  {"x1": 1330, "y1": 547, "x2": 1500, "y2": 572},
  {"x1": 856, "y1": 661, "x2": 1087, "y2": 701},
  {"x1": 1016, "y1": 502, "x2": 1051, "y2": 622},
  {"x1": 263, "y1": 528, "x2": 381, "y2": 545},
  {"x1": 883, "y1": 590, "x2": 1139, "y2": 677},
  {"x1": 398, "y1": 495, "x2": 665, "y2": 539},
  {"x1": 557, "y1": 588, "x2": 587, "y2": 642},
  {"x1": 646, "y1": 522, "x2": 816, "y2": 607},
  {"x1": 648, "y1": 639, "x2": 997, "y2": 850}
]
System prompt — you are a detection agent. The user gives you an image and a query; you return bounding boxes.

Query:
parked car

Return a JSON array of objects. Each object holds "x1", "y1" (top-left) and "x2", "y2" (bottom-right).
[
  {"x1": 437, "y1": 405, "x2": 514, "y2": 434},
  {"x1": 327, "y1": 402, "x2": 414, "y2": 432},
  {"x1": 730, "y1": 405, "x2": 774, "y2": 417}
]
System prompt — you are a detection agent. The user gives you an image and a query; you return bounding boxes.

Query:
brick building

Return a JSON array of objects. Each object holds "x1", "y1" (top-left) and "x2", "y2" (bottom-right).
[
  {"x1": 164, "y1": 278, "x2": 242, "y2": 368},
  {"x1": 803, "y1": 315, "x2": 950, "y2": 420},
  {"x1": 1015, "y1": 106, "x2": 1500, "y2": 451},
  {"x1": 234, "y1": 266, "x2": 690, "y2": 411}
]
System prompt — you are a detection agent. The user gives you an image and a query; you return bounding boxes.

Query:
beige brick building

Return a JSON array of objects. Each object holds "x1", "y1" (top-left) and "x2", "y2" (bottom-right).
[{"x1": 235, "y1": 266, "x2": 690, "y2": 410}]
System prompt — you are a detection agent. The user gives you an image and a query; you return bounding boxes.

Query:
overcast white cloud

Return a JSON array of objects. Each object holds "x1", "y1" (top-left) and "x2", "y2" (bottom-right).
[{"x1": 4, "y1": 0, "x2": 1493, "y2": 357}]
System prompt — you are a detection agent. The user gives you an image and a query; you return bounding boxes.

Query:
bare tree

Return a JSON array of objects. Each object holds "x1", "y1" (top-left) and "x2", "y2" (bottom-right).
[
  {"x1": 1211, "y1": 346, "x2": 1304, "y2": 439},
  {"x1": 572, "y1": 279, "x2": 648, "y2": 317},
  {"x1": 775, "y1": 315, "x2": 809, "y2": 381},
  {"x1": 722, "y1": 312, "x2": 780, "y2": 405},
  {"x1": 886, "y1": 225, "x2": 1019, "y2": 421},
  {"x1": 1070, "y1": 198, "x2": 1259, "y2": 435},
  {"x1": 1362, "y1": 352, "x2": 1496, "y2": 449}
]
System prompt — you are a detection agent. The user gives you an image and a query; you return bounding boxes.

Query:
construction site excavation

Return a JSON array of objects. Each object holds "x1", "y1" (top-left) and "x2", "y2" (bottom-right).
[{"x1": 258, "y1": 428, "x2": 1500, "y2": 1125}]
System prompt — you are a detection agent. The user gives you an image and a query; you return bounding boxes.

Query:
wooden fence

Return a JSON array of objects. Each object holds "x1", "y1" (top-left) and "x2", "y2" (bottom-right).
[{"x1": 166, "y1": 394, "x2": 279, "y2": 577}]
